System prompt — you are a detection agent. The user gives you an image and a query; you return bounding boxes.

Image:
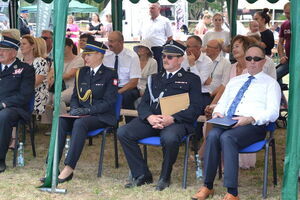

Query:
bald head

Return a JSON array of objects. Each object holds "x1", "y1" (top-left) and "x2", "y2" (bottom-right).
[
  {"x1": 108, "y1": 31, "x2": 124, "y2": 54},
  {"x1": 206, "y1": 39, "x2": 222, "y2": 60}
]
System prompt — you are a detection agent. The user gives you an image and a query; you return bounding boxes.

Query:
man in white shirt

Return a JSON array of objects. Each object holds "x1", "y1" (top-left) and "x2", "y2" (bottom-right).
[
  {"x1": 181, "y1": 35, "x2": 213, "y2": 107},
  {"x1": 139, "y1": 3, "x2": 173, "y2": 72},
  {"x1": 192, "y1": 45, "x2": 281, "y2": 200},
  {"x1": 181, "y1": 35, "x2": 213, "y2": 140},
  {"x1": 204, "y1": 39, "x2": 231, "y2": 97},
  {"x1": 103, "y1": 31, "x2": 141, "y2": 123}
]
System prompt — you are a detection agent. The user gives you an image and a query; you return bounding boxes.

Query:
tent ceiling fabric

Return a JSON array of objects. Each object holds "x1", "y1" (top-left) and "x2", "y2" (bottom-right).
[
  {"x1": 21, "y1": 0, "x2": 99, "y2": 13},
  {"x1": 1, "y1": 0, "x2": 280, "y2": 3}
]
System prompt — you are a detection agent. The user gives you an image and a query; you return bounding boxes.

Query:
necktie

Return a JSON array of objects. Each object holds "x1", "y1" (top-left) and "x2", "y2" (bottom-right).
[
  {"x1": 168, "y1": 73, "x2": 173, "y2": 79},
  {"x1": 227, "y1": 76, "x2": 255, "y2": 117},
  {"x1": 90, "y1": 70, "x2": 95, "y2": 78},
  {"x1": 1, "y1": 65, "x2": 8, "y2": 72},
  {"x1": 114, "y1": 55, "x2": 118, "y2": 72}
]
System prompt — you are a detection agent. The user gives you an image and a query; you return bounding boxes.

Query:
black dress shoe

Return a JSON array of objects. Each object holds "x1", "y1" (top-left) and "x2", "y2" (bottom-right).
[
  {"x1": 0, "y1": 161, "x2": 6, "y2": 173},
  {"x1": 58, "y1": 172, "x2": 73, "y2": 184},
  {"x1": 125, "y1": 174, "x2": 153, "y2": 188},
  {"x1": 155, "y1": 179, "x2": 170, "y2": 191}
]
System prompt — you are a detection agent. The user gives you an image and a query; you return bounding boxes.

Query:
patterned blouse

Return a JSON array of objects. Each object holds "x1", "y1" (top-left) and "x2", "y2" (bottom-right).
[{"x1": 32, "y1": 57, "x2": 49, "y2": 115}]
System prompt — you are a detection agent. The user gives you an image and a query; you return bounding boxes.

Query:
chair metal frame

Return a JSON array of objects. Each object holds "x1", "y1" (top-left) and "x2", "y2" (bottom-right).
[
  {"x1": 218, "y1": 122, "x2": 277, "y2": 199},
  {"x1": 66, "y1": 94, "x2": 122, "y2": 177},
  {"x1": 13, "y1": 96, "x2": 36, "y2": 167},
  {"x1": 137, "y1": 132, "x2": 196, "y2": 189}
]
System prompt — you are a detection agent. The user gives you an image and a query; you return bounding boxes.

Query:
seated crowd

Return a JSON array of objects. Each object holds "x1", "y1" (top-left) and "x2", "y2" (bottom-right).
[{"x1": 0, "y1": 3, "x2": 288, "y2": 199}]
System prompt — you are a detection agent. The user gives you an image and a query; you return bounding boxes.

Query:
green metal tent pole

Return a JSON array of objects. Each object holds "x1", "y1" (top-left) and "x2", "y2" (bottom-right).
[
  {"x1": 282, "y1": 0, "x2": 300, "y2": 199},
  {"x1": 8, "y1": 0, "x2": 18, "y2": 29},
  {"x1": 111, "y1": 0, "x2": 122, "y2": 31},
  {"x1": 226, "y1": 0, "x2": 237, "y2": 38},
  {"x1": 39, "y1": 0, "x2": 69, "y2": 194}
]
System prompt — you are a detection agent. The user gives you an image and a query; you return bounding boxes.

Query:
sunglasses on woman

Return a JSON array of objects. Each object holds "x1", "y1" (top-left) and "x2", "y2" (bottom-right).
[{"x1": 245, "y1": 56, "x2": 264, "y2": 62}]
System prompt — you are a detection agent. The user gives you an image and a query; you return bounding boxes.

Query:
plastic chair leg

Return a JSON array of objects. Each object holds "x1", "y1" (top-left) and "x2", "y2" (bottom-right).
[
  {"x1": 113, "y1": 130, "x2": 119, "y2": 168},
  {"x1": 88, "y1": 137, "x2": 93, "y2": 146},
  {"x1": 218, "y1": 161, "x2": 222, "y2": 179},
  {"x1": 182, "y1": 134, "x2": 191, "y2": 189},
  {"x1": 262, "y1": 143, "x2": 270, "y2": 199},
  {"x1": 143, "y1": 145, "x2": 148, "y2": 165},
  {"x1": 29, "y1": 122, "x2": 36, "y2": 157},
  {"x1": 13, "y1": 134, "x2": 19, "y2": 167},
  {"x1": 97, "y1": 131, "x2": 107, "y2": 177},
  {"x1": 271, "y1": 139, "x2": 277, "y2": 186}
]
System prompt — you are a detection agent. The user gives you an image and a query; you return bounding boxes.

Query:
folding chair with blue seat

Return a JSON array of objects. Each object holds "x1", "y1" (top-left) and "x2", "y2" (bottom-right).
[
  {"x1": 138, "y1": 132, "x2": 196, "y2": 189},
  {"x1": 218, "y1": 122, "x2": 277, "y2": 199},
  {"x1": 239, "y1": 122, "x2": 277, "y2": 199},
  {"x1": 13, "y1": 96, "x2": 36, "y2": 167},
  {"x1": 67, "y1": 94, "x2": 122, "y2": 177}
]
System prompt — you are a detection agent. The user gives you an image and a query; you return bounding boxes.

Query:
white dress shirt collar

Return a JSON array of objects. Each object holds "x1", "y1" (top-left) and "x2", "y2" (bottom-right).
[
  {"x1": 166, "y1": 68, "x2": 181, "y2": 78},
  {"x1": 91, "y1": 64, "x2": 102, "y2": 74}
]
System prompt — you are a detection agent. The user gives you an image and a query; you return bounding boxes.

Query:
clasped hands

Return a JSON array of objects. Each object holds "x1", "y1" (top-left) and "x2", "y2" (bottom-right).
[
  {"x1": 213, "y1": 112, "x2": 255, "y2": 128},
  {"x1": 147, "y1": 114, "x2": 174, "y2": 129},
  {"x1": 69, "y1": 107, "x2": 90, "y2": 116}
]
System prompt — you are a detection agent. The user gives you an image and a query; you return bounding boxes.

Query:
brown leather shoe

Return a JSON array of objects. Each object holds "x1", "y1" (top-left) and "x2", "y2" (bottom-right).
[
  {"x1": 191, "y1": 186, "x2": 214, "y2": 200},
  {"x1": 222, "y1": 193, "x2": 240, "y2": 200}
]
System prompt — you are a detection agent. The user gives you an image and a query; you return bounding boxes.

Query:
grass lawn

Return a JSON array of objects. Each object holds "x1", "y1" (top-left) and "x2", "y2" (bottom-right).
[{"x1": 0, "y1": 123, "x2": 287, "y2": 200}]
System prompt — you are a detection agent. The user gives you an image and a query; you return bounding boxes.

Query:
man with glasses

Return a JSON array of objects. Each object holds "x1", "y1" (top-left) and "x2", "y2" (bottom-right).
[
  {"x1": 0, "y1": 34, "x2": 35, "y2": 173},
  {"x1": 181, "y1": 35, "x2": 213, "y2": 141},
  {"x1": 181, "y1": 35, "x2": 213, "y2": 106},
  {"x1": 118, "y1": 40, "x2": 204, "y2": 191},
  {"x1": 204, "y1": 39, "x2": 231, "y2": 100},
  {"x1": 41, "y1": 30, "x2": 53, "y2": 59},
  {"x1": 192, "y1": 45, "x2": 281, "y2": 200}
]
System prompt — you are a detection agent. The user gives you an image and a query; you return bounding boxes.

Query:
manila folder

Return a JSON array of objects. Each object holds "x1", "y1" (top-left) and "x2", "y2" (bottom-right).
[{"x1": 159, "y1": 93, "x2": 190, "y2": 115}]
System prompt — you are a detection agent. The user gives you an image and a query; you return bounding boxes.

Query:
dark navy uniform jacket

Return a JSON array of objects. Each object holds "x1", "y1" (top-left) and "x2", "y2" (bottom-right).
[
  {"x1": 70, "y1": 64, "x2": 118, "y2": 126},
  {"x1": 19, "y1": 16, "x2": 30, "y2": 36},
  {"x1": 0, "y1": 58, "x2": 35, "y2": 121},
  {"x1": 138, "y1": 67, "x2": 204, "y2": 133}
]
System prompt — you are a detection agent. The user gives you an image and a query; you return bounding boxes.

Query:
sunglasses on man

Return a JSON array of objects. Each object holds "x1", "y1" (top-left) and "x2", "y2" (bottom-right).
[
  {"x1": 245, "y1": 56, "x2": 264, "y2": 62},
  {"x1": 162, "y1": 54, "x2": 181, "y2": 60},
  {"x1": 41, "y1": 36, "x2": 52, "y2": 41}
]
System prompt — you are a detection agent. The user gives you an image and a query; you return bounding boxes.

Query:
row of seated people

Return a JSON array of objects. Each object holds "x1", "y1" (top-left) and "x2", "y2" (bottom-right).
[{"x1": 0, "y1": 30, "x2": 281, "y2": 200}]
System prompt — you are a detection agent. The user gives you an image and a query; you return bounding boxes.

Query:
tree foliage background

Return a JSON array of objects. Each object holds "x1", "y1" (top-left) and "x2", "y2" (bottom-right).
[{"x1": 188, "y1": 0, "x2": 226, "y2": 20}]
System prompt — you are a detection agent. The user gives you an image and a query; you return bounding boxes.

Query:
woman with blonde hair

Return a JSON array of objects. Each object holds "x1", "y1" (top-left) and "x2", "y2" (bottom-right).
[
  {"x1": 66, "y1": 15, "x2": 80, "y2": 39},
  {"x1": 194, "y1": 11, "x2": 211, "y2": 38},
  {"x1": 202, "y1": 13, "x2": 231, "y2": 53},
  {"x1": 35, "y1": 37, "x2": 48, "y2": 59},
  {"x1": 20, "y1": 35, "x2": 49, "y2": 115}
]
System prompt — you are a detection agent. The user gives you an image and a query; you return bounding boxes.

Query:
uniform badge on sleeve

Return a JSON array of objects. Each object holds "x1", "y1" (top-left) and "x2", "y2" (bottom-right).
[{"x1": 113, "y1": 78, "x2": 118, "y2": 86}]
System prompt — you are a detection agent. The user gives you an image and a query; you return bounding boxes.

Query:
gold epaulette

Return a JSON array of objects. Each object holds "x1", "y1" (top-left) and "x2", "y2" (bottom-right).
[{"x1": 76, "y1": 68, "x2": 92, "y2": 105}]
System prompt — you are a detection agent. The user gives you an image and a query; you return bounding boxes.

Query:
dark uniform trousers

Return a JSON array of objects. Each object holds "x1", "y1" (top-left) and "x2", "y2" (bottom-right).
[
  {"x1": 118, "y1": 68, "x2": 203, "y2": 181},
  {"x1": 151, "y1": 46, "x2": 164, "y2": 72},
  {"x1": 0, "y1": 59, "x2": 35, "y2": 162},
  {"x1": 203, "y1": 124, "x2": 266, "y2": 188},
  {"x1": 0, "y1": 109, "x2": 20, "y2": 160},
  {"x1": 118, "y1": 117, "x2": 187, "y2": 180},
  {"x1": 120, "y1": 87, "x2": 140, "y2": 123},
  {"x1": 58, "y1": 116, "x2": 107, "y2": 169},
  {"x1": 196, "y1": 93, "x2": 212, "y2": 140},
  {"x1": 57, "y1": 65, "x2": 118, "y2": 169}
]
